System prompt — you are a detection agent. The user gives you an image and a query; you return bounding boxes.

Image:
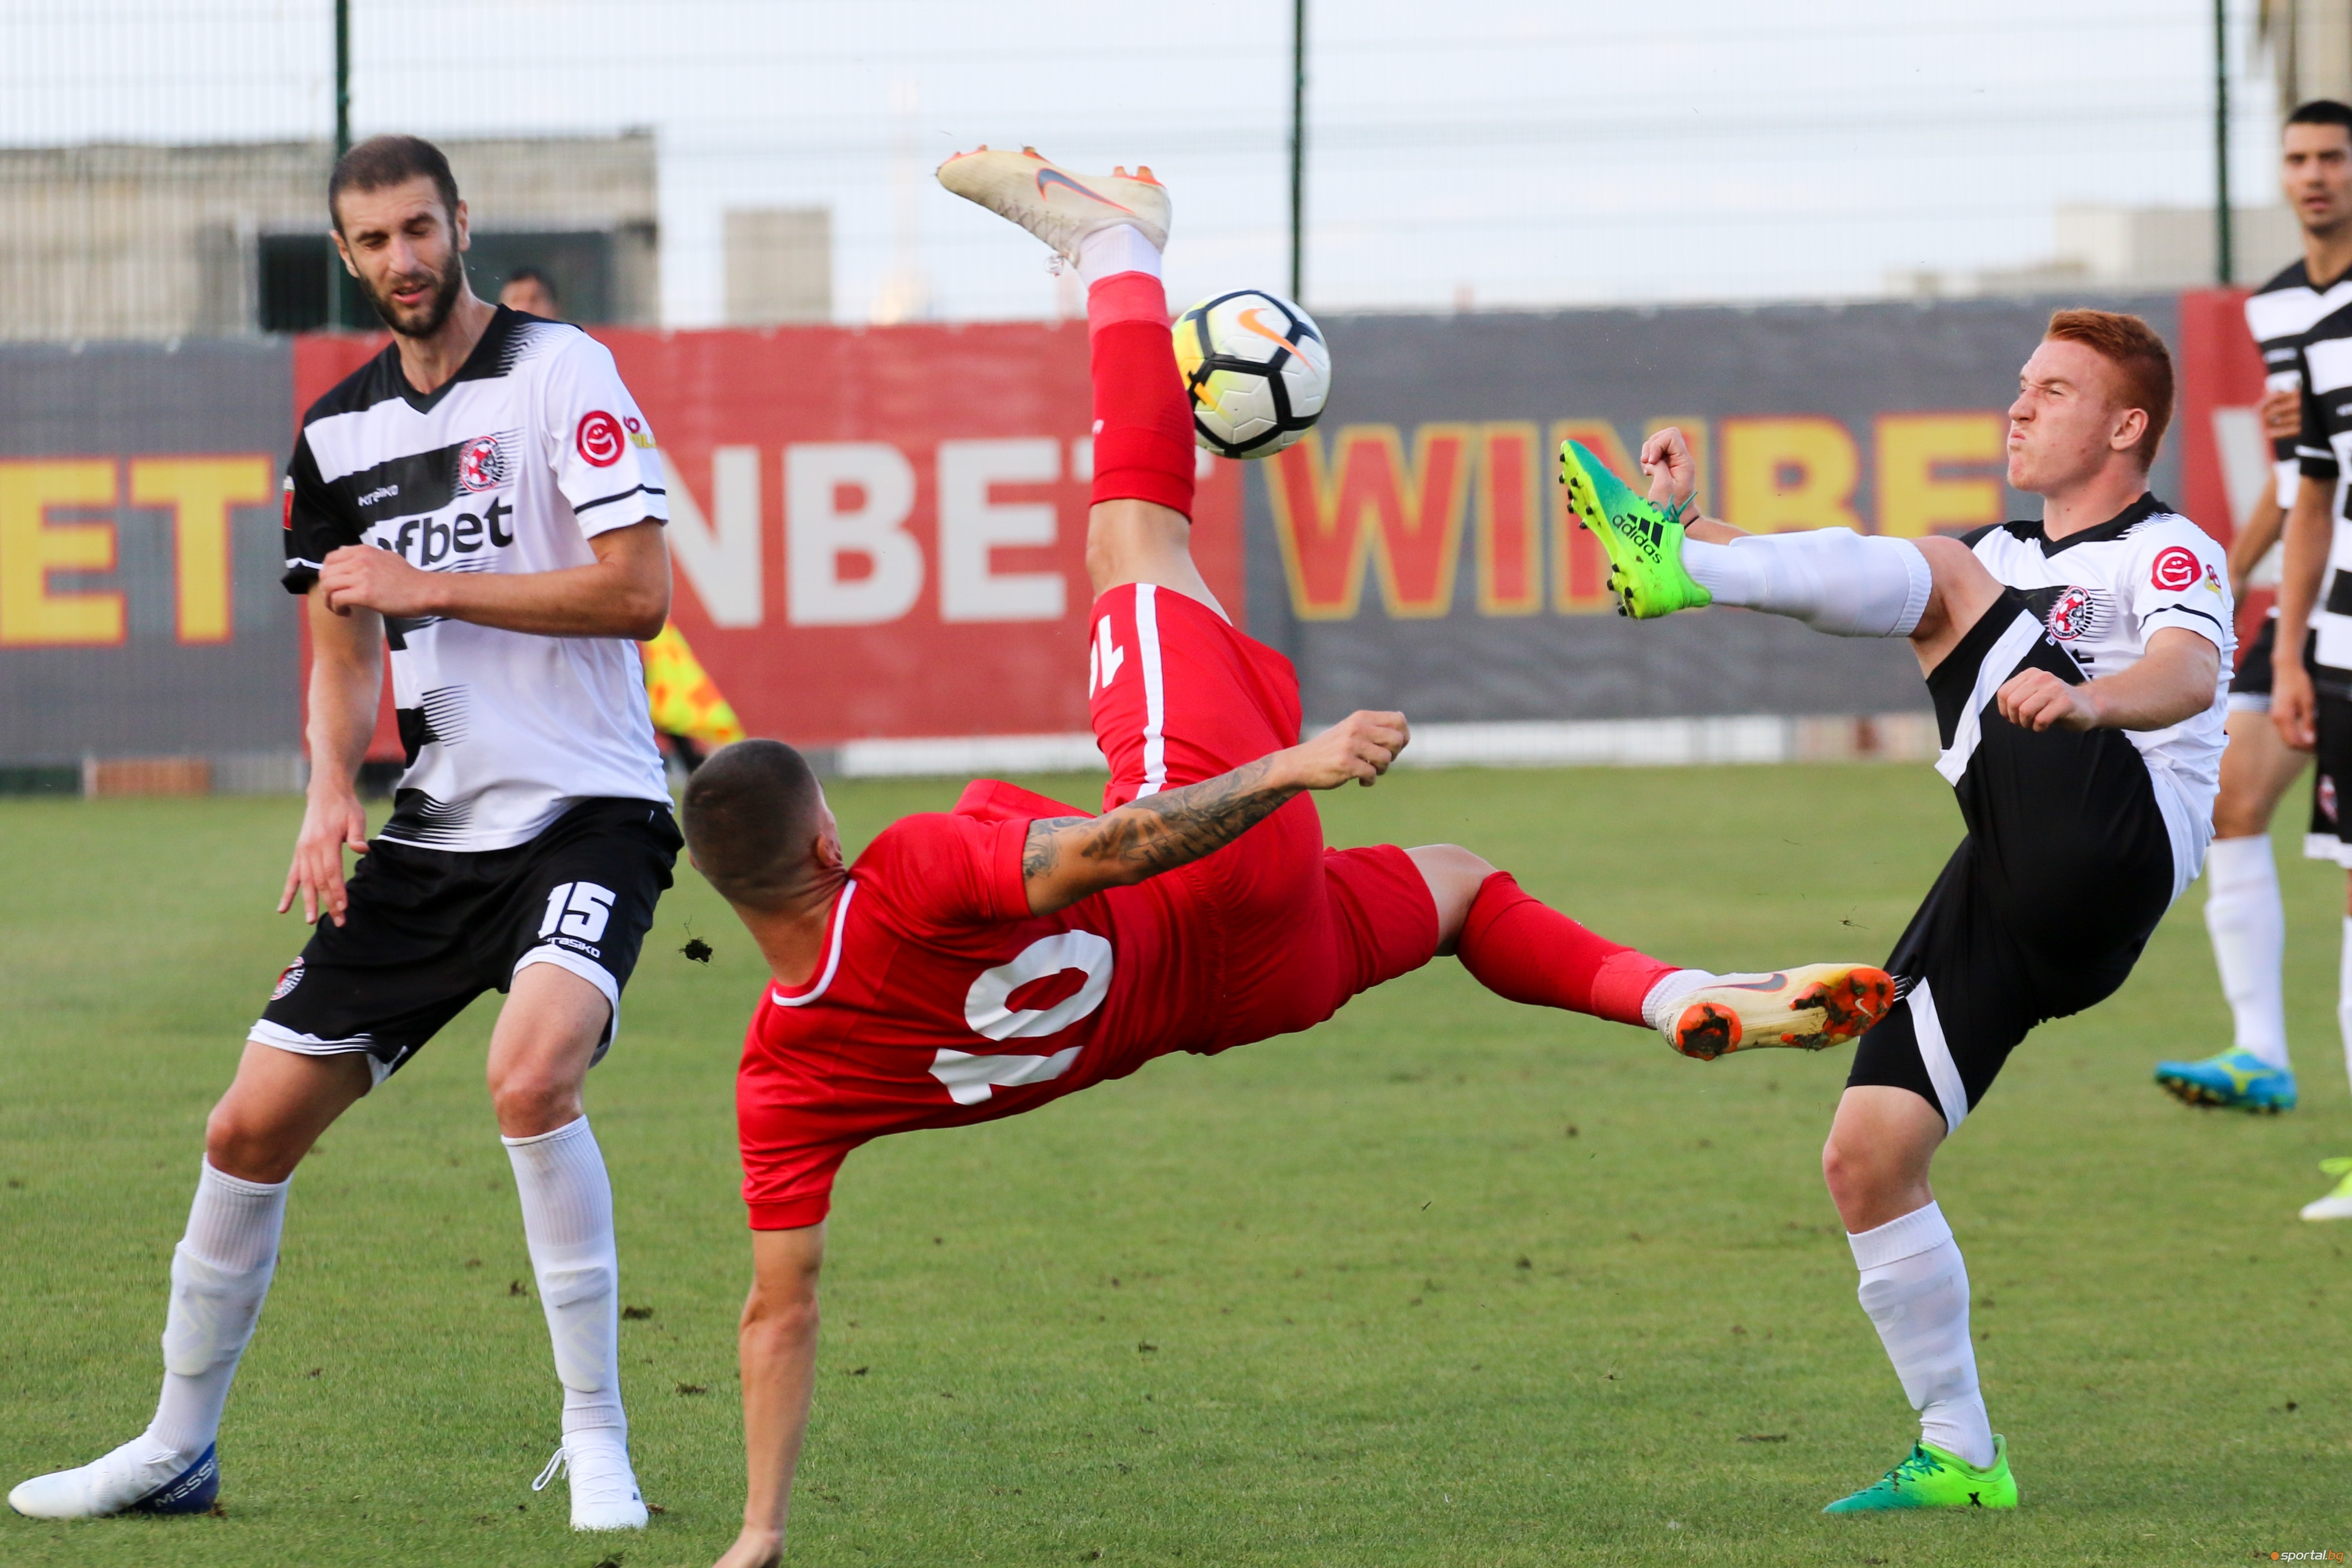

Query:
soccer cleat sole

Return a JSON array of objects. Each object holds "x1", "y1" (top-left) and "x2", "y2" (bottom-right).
[
  {"x1": 1555, "y1": 441, "x2": 1704, "y2": 619},
  {"x1": 2152, "y1": 1071, "x2": 2293, "y2": 1113},
  {"x1": 1670, "y1": 964, "x2": 1895, "y2": 1062}
]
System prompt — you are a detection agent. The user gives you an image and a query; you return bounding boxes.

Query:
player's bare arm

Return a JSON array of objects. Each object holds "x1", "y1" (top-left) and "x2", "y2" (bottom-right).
[
  {"x1": 2228, "y1": 491, "x2": 2288, "y2": 599},
  {"x1": 1993, "y1": 626, "x2": 2221, "y2": 733},
  {"x1": 278, "y1": 590, "x2": 383, "y2": 927},
  {"x1": 1018, "y1": 710, "x2": 1409, "y2": 915},
  {"x1": 715, "y1": 1224, "x2": 826, "y2": 1568},
  {"x1": 316, "y1": 517, "x2": 669, "y2": 640},
  {"x1": 2272, "y1": 473, "x2": 2335, "y2": 750}
]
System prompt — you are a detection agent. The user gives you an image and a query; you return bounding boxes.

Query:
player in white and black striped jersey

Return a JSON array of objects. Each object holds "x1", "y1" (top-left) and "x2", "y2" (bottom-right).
[
  {"x1": 1607, "y1": 310, "x2": 2228, "y2": 1509},
  {"x1": 2154, "y1": 101, "x2": 2352, "y2": 1121},
  {"x1": 8, "y1": 136, "x2": 672, "y2": 1531},
  {"x1": 2267, "y1": 101, "x2": 2352, "y2": 1220}
]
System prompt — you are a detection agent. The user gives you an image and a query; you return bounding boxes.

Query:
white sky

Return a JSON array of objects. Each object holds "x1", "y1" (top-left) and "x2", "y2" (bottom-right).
[{"x1": 0, "y1": 0, "x2": 2286, "y2": 325}]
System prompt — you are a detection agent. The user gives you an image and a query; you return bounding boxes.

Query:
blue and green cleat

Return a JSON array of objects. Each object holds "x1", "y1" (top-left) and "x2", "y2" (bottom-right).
[
  {"x1": 2151, "y1": 1048, "x2": 2297, "y2": 1112},
  {"x1": 1824, "y1": 1436, "x2": 2018, "y2": 1513},
  {"x1": 1556, "y1": 439, "x2": 1712, "y2": 619}
]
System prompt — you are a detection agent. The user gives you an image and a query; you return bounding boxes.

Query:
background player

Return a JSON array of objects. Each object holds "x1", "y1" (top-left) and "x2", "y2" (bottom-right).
[
  {"x1": 1566, "y1": 309, "x2": 2230, "y2": 1511},
  {"x1": 498, "y1": 263, "x2": 561, "y2": 318},
  {"x1": 9, "y1": 136, "x2": 676, "y2": 1531},
  {"x1": 2154, "y1": 100, "x2": 2352, "y2": 1115},
  {"x1": 683, "y1": 148, "x2": 1896, "y2": 1568},
  {"x1": 2264, "y1": 102, "x2": 2352, "y2": 1221}
]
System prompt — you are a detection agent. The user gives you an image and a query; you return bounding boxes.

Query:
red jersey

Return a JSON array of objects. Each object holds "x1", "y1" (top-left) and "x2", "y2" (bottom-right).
[{"x1": 737, "y1": 583, "x2": 1440, "y2": 1230}]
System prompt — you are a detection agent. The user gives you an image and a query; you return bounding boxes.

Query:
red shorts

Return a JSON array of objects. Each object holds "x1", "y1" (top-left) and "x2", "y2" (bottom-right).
[{"x1": 1086, "y1": 584, "x2": 1437, "y2": 1049}]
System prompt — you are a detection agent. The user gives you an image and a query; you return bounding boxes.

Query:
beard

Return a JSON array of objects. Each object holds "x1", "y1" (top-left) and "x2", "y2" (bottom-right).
[{"x1": 361, "y1": 255, "x2": 465, "y2": 339}]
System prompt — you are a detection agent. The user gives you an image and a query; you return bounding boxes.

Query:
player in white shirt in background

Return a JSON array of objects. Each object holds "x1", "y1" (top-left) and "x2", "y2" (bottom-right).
[{"x1": 2155, "y1": 101, "x2": 2352, "y2": 1124}]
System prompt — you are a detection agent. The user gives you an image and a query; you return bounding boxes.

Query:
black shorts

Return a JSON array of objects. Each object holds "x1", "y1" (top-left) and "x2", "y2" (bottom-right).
[
  {"x1": 2307, "y1": 689, "x2": 2352, "y2": 867},
  {"x1": 254, "y1": 797, "x2": 682, "y2": 1085},
  {"x1": 2233, "y1": 618, "x2": 2320, "y2": 713},
  {"x1": 1846, "y1": 591, "x2": 2178, "y2": 1130},
  {"x1": 2231, "y1": 616, "x2": 2278, "y2": 709}
]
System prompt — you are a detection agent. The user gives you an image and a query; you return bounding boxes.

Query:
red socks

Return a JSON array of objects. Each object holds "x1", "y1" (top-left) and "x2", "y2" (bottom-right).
[
  {"x1": 1087, "y1": 272, "x2": 1195, "y2": 519},
  {"x1": 1455, "y1": 873, "x2": 1676, "y2": 1028}
]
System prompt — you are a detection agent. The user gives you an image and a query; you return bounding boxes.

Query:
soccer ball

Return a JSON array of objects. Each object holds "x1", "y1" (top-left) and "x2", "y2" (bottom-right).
[{"x1": 1171, "y1": 289, "x2": 1331, "y2": 459}]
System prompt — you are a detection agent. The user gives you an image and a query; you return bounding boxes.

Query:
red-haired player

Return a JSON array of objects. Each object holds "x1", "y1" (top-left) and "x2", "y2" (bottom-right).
[{"x1": 683, "y1": 150, "x2": 1893, "y2": 1568}]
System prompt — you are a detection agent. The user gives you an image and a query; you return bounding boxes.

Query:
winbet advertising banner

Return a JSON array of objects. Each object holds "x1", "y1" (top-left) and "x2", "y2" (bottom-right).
[
  {"x1": 6, "y1": 291, "x2": 2257, "y2": 768},
  {"x1": 1241, "y1": 293, "x2": 2201, "y2": 728}
]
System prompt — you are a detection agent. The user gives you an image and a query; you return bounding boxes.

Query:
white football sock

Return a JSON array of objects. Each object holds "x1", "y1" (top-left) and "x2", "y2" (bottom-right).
[
  {"x1": 1683, "y1": 528, "x2": 1932, "y2": 639},
  {"x1": 2203, "y1": 834, "x2": 2289, "y2": 1070},
  {"x1": 2337, "y1": 916, "x2": 2352, "y2": 1098},
  {"x1": 505, "y1": 1116, "x2": 627, "y2": 1440},
  {"x1": 1077, "y1": 222, "x2": 1163, "y2": 287},
  {"x1": 1639, "y1": 969, "x2": 1716, "y2": 1031},
  {"x1": 1847, "y1": 1201, "x2": 1993, "y2": 1469},
  {"x1": 146, "y1": 1160, "x2": 288, "y2": 1460}
]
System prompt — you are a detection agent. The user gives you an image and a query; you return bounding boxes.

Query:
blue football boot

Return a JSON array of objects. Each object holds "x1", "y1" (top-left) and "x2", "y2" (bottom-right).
[{"x1": 2152, "y1": 1048, "x2": 2297, "y2": 1113}]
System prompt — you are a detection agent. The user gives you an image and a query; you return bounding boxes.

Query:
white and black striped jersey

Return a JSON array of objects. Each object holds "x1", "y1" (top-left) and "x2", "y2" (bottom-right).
[
  {"x1": 1962, "y1": 495, "x2": 2234, "y2": 887},
  {"x1": 282, "y1": 307, "x2": 670, "y2": 852},
  {"x1": 2248, "y1": 260, "x2": 2352, "y2": 507},
  {"x1": 2292, "y1": 277, "x2": 2352, "y2": 683}
]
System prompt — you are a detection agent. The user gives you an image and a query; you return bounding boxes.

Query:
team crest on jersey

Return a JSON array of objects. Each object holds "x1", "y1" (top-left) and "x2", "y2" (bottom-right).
[
  {"x1": 2325, "y1": 775, "x2": 2340, "y2": 827},
  {"x1": 2151, "y1": 545, "x2": 2201, "y2": 592},
  {"x1": 2045, "y1": 586, "x2": 2098, "y2": 641},
  {"x1": 271, "y1": 959, "x2": 304, "y2": 1001},
  {"x1": 458, "y1": 435, "x2": 508, "y2": 493},
  {"x1": 576, "y1": 411, "x2": 625, "y2": 467}
]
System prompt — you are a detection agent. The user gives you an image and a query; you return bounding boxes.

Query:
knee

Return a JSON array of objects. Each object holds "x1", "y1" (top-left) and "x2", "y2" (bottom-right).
[
  {"x1": 1819, "y1": 1129, "x2": 1883, "y2": 1213},
  {"x1": 1406, "y1": 844, "x2": 1497, "y2": 953},
  {"x1": 487, "y1": 1063, "x2": 583, "y2": 1138},
  {"x1": 205, "y1": 1100, "x2": 302, "y2": 1185}
]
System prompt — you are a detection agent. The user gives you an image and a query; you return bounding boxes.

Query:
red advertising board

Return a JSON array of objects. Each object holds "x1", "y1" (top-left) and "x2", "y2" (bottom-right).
[
  {"x1": 2174, "y1": 286, "x2": 2272, "y2": 634},
  {"x1": 293, "y1": 324, "x2": 1244, "y2": 757}
]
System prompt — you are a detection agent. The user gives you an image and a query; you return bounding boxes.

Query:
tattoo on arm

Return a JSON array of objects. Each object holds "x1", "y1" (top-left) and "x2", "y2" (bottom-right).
[
  {"x1": 1021, "y1": 816, "x2": 1088, "y2": 880},
  {"x1": 1074, "y1": 759, "x2": 1297, "y2": 877}
]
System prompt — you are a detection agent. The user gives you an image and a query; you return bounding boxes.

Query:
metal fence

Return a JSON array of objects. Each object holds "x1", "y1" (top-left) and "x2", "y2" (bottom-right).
[{"x1": 0, "y1": 0, "x2": 2297, "y2": 337}]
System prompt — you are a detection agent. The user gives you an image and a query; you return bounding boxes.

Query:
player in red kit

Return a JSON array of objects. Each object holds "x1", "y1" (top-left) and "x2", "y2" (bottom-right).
[{"x1": 685, "y1": 150, "x2": 1895, "y2": 1568}]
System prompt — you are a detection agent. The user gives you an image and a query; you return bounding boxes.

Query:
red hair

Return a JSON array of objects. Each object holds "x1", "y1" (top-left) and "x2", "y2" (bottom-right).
[{"x1": 2043, "y1": 309, "x2": 2175, "y2": 467}]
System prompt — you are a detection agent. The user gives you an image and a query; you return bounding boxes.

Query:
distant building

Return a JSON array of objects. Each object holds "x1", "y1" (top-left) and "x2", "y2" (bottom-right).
[
  {"x1": 0, "y1": 131, "x2": 660, "y2": 340},
  {"x1": 723, "y1": 207, "x2": 833, "y2": 326}
]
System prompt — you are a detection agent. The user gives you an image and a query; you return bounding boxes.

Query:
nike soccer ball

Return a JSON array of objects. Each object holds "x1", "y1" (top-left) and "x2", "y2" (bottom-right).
[{"x1": 1172, "y1": 289, "x2": 1331, "y2": 459}]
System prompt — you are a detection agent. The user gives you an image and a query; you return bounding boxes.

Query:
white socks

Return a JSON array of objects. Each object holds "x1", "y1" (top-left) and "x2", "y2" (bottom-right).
[
  {"x1": 2338, "y1": 917, "x2": 2352, "y2": 1096},
  {"x1": 1683, "y1": 528, "x2": 1933, "y2": 639},
  {"x1": 2203, "y1": 835, "x2": 2290, "y2": 1070},
  {"x1": 1077, "y1": 221, "x2": 1161, "y2": 287},
  {"x1": 1639, "y1": 968, "x2": 1716, "y2": 1031},
  {"x1": 146, "y1": 1160, "x2": 289, "y2": 1460},
  {"x1": 505, "y1": 1116, "x2": 627, "y2": 1443},
  {"x1": 1847, "y1": 1201, "x2": 1993, "y2": 1469}
]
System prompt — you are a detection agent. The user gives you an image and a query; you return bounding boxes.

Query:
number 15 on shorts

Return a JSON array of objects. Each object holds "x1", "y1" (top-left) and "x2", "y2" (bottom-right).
[{"x1": 539, "y1": 881, "x2": 616, "y2": 944}]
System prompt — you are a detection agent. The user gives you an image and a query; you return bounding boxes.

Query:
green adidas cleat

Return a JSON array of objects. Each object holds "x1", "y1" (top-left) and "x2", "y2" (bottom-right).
[
  {"x1": 1824, "y1": 1436, "x2": 2018, "y2": 1513},
  {"x1": 1557, "y1": 438, "x2": 1712, "y2": 619}
]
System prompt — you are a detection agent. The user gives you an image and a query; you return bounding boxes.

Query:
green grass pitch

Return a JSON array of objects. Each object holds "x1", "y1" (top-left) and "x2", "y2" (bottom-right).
[{"x1": 4, "y1": 764, "x2": 2350, "y2": 1567}]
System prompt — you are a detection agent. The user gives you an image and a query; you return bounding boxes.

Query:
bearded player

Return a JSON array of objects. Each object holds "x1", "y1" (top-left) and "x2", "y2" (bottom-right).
[
  {"x1": 683, "y1": 148, "x2": 1895, "y2": 1568},
  {"x1": 11, "y1": 136, "x2": 673, "y2": 1529},
  {"x1": 1564, "y1": 310, "x2": 2230, "y2": 1511}
]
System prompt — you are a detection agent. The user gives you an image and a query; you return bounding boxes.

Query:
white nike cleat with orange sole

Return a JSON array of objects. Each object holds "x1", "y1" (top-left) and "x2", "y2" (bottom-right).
[
  {"x1": 1656, "y1": 963, "x2": 1896, "y2": 1061},
  {"x1": 935, "y1": 145, "x2": 1169, "y2": 262}
]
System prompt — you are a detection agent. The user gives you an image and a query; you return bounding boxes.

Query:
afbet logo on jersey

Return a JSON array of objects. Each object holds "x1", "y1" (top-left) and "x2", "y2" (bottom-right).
[
  {"x1": 458, "y1": 434, "x2": 508, "y2": 493},
  {"x1": 576, "y1": 410, "x2": 626, "y2": 467},
  {"x1": 2150, "y1": 545, "x2": 2201, "y2": 592}
]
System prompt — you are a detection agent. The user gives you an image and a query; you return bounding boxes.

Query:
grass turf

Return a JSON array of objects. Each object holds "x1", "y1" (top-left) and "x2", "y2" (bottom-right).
[{"x1": 2, "y1": 764, "x2": 2348, "y2": 1567}]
